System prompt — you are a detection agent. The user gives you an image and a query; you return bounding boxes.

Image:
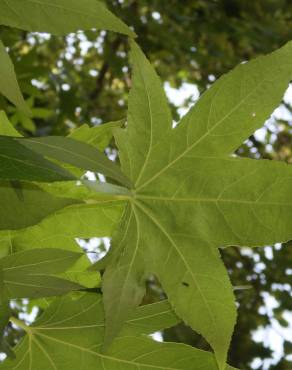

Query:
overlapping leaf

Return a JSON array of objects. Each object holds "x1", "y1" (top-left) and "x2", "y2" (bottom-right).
[
  {"x1": 0, "y1": 41, "x2": 29, "y2": 114},
  {"x1": 18, "y1": 136, "x2": 131, "y2": 187},
  {"x1": 0, "y1": 293, "x2": 237, "y2": 370},
  {"x1": 2, "y1": 201, "x2": 124, "y2": 252},
  {"x1": 0, "y1": 111, "x2": 21, "y2": 137},
  {"x1": 101, "y1": 41, "x2": 292, "y2": 369},
  {"x1": 0, "y1": 197, "x2": 124, "y2": 287},
  {"x1": 0, "y1": 118, "x2": 125, "y2": 288},
  {"x1": 0, "y1": 181, "x2": 79, "y2": 231},
  {"x1": 0, "y1": 131, "x2": 130, "y2": 186},
  {"x1": 69, "y1": 121, "x2": 124, "y2": 150},
  {"x1": 0, "y1": 136, "x2": 75, "y2": 182},
  {"x1": 0, "y1": 249, "x2": 83, "y2": 299},
  {"x1": 0, "y1": 0, "x2": 135, "y2": 37},
  {"x1": 0, "y1": 114, "x2": 80, "y2": 230}
]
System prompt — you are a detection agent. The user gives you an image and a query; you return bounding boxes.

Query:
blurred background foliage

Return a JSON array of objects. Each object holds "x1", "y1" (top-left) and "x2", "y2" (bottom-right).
[{"x1": 0, "y1": 0, "x2": 291, "y2": 369}]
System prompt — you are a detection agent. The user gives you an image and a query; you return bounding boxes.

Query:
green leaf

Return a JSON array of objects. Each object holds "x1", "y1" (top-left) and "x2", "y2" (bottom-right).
[
  {"x1": 38, "y1": 180, "x2": 130, "y2": 202},
  {"x1": 0, "y1": 136, "x2": 75, "y2": 182},
  {"x1": 18, "y1": 136, "x2": 132, "y2": 187},
  {"x1": 69, "y1": 121, "x2": 124, "y2": 151},
  {"x1": 119, "y1": 299, "x2": 180, "y2": 338},
  {"x1": 0, "y1": 249, "x2": 83, "y2": 299},
  {"x1": 102, "y1": 40, "x2": 292, "y2": 370},
  {"x1": 0, "y1": 114, "x2": 78, "y2": 231},
  {"x1": 0, "y1": 199, "x2": 122, "y2": 289},
  {"x1": 38, "y1": 120, "x2": 127, "y2": 196},
  {"x1": 0, "y1": 111, "x2": 21, "y2": 137},
  {"x1": 0, "y1": 0, "x2": 135, "y2": 37},
  {"x1": 0, "y1": 200, "x2": 124, "y2": 253},
  {"x1": 0, "y1": 41, "x2": 29, "y2": 114},
  {"x1": 0, "y1": 181, "x2": 79, "y2": 230},
  {"x1": 102, "y1": 204, "x2": 147, "y2": 348},
  {"x1": 1, "y1": 294, "x2": 237, "y2": 370}
]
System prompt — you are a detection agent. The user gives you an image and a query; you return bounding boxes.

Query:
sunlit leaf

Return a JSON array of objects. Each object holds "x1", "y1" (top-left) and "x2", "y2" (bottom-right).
[
  {"x1": 0, "y1": 111, "x2": 21, "y2": 137},
  {"x1": 102, "y1": 40, "x2": 292, "y2": 369},
  {"x1": 0, "y1": 0, "x2": 135, "y2": 37},
  {"x1": 0, "y1": 136, "x2": 75, "y2": 182},
  {"x1": 0, "y1": 249, "x2": 83, "y2": 298},
  {"x1": 0, "y1": 41, "x2": 29, "y2": 114},
  {"x1": 1, "y1": 294, "x2": 237, "y2": 370},
  {"x1": 18, "y1": 136, "x2": 132, "y2": 187},
  {"x1": 0, "y1": 181, "x2": 79, "y2": 231}
]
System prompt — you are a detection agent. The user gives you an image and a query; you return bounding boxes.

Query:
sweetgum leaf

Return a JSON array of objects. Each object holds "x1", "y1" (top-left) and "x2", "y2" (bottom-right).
[
  {"x1": 69, "y1": 121, "x2": 124, "y2": 151},
  {"x1": 0, "y1": 41, "x2": 29, "y2": 114},
  {"x1": 0, "y1": 181, "x2": 79, "y2": 231},
  {"x1": 0, "y1": 111, "x2": 21, "y2": 137},
  {"x1": 0, "y1": 0, "x2": 135, "y2": 37},
  {"x1": 0, "y1": 114, "x2": 79, "y2": 230},
  {"x1": 4, "y1": 201, "x2": 124, "y2": 252},
  {"x1": 102, "y1": 40, "x2": 292, "y2": 369},
  {"x1": 0, "y1": 249, "x2": 83, "y2": 298},
  {"x1": 38, "y1": 120, "x2": 126, "y2": 197},
  {"x1": 0, "y1": 136, "x2": 75, "y2": 182},
  {"x1": 0, "y1": 198, "x2": 123, "y2": 287},
  {"x1": 18, "y1": 136, "x2": 132, "y2": 187},
  {"x1": 0, "y1": 294, "x2": 237, "y2": 370},
  {"x1": 120, "y1": 299, "x2": 180, "y2": 337}
]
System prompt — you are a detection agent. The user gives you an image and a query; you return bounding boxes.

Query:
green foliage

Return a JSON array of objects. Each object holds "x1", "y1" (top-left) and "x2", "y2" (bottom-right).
[
  {"x1": 101, "y1": 41, "x2": 292, "y2": 369},
  {"x1": 0, "y1": 1, "x2": 291, "y2": 370},
  {"x1": 0, "y1": 111, "x2": 21, "y2": 137},
  {"x1": 19, "y1": 136, "x2": 131, "y2": 186},
  {"x1": 0, "y1": 0, "x2": 135, "y2": 36},
  {"x1": 0, "y1": 249, "x2": 82, "y2": 299},
  {"x1": 0, "y1": 42, "x2": 28, "y2": 114},
  {"x1": 0, "y1": 181, "x2": 78, "y2": 231},
  {"x1": 0, "y1": 136, "x2": 74, "y2": 182},
  {"x1": 0, "y1": 294, "x2": 237, "y2": 370}
]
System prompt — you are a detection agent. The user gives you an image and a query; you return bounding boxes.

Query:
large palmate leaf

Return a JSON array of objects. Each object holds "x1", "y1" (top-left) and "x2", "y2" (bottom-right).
[
  {"x1": 0, "y1": 136, "x2": 75, "y2": 182},
  {"x1": 0, "y1": 249, "x2": 83, "y2": 298},
  {"x1": 18, "y1": 136, "x2": 131, "y2": 187},
  {"x1": 0, "y1": 0, "x2": 135, "y2": 37},
  {"x1": 0, "y1": 41, "x2": 29, "y2": 114},
  {"x1": 101, "y1": 41, "x2": 292, "y2": 369},
  {"x1": 1, "y1": 294, "x2": 237, "y2": 370}
]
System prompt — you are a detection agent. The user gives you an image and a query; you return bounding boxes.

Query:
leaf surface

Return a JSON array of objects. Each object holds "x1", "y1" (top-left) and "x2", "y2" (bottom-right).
[
  {"x1": 69, "y1": 121, "x2": 124, "y2": 151},
  {"x1": 102, "y1": 41, "x2": 292, "y2": 369},
  {"x1": 18, "y1": 136, "x2": 132, "y2": 187},
  {"x1": 7, "y1": 201, "x2": 124, "y2": 252},
  {"x1": 0, "y1": 249, "x2": 83, "y2": 298},
  {"x1": 1, "y1": 294, "x2": 237, "y2": 370},
  {"x1": 0, "y1": 0, "x2": 135, "y2": 37},
  {"x1": 0, "y1": 197, "x2": 123, "y2": 288},
  {"x1": 0, "y1": 41, "x2": 29, "y2": 114},
  {"x1": 0, "y1": 111, "x2": 21, "y2": 137},
  {"x1": 0, "y1": 136, "x2": 75, "y2": 182},
  {"x1": 0, "y1": 181, "x2": 79, "y2": 230},
  {"x1": 119, "y1": 299, "x2": 179, "y2": 337},
  {"x1": 0, "y1": 116, "x2": 79, "y2": 230}
]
